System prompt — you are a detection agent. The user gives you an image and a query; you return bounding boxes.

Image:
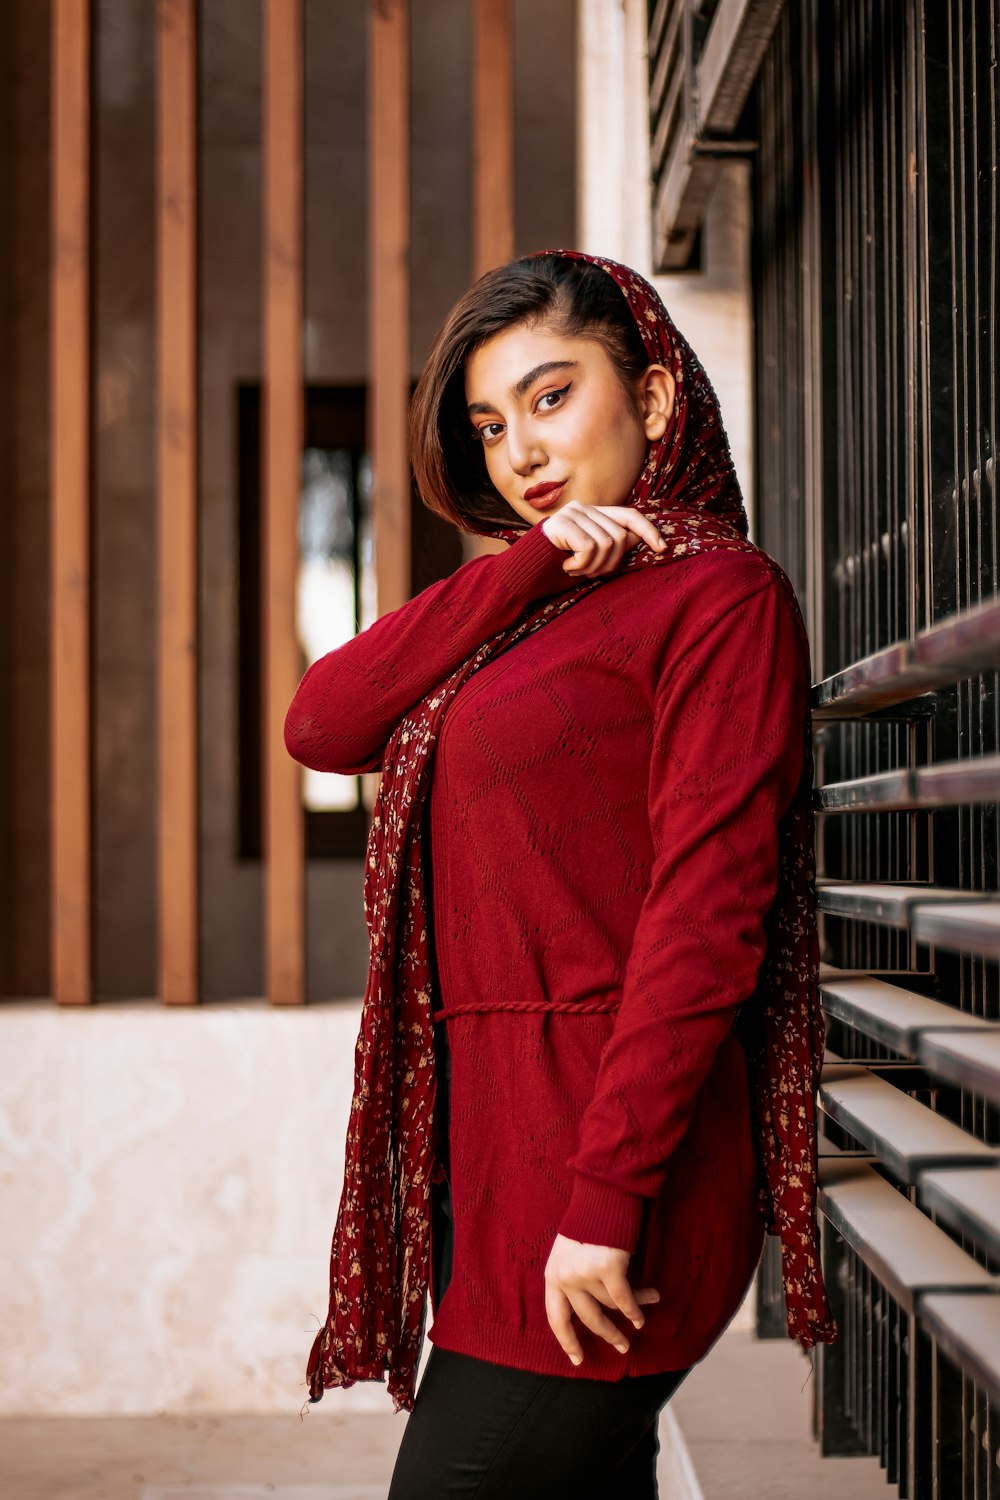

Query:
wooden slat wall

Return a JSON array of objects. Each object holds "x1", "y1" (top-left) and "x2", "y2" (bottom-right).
[
  {"x1": 263, "y1": 0, "x2": 305, "y2": 1004},
  {"x1": 370, "y1": 0, "x2": 411, "y2": 618},
  {"x1": 473, "y1": 0, "x2": 514, "y2": 278},
  {"x1": 470, "y1": 0, "x2": 514, "y2": 559},
  {"x1": 156, "y1": 0, "x2": 199, "y2": 1004},
  {"x1": 50, "y1": 0, "x2": 91, "y2": 1005},
  {"x1": 44, "y1": 4, "x2": 475, "y2": 1004}
]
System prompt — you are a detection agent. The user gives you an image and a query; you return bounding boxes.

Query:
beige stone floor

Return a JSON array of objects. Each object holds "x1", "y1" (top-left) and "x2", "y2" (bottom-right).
[
  {"x1": 1, "y1": 1328, "x2": 892, "y2": 1500},
  {"x1": 664, "y1": 1327, "x2": 890, "y2": 1500},
  {"x1": 0, "y1": 1407, "x2": 397, "y2": 1500}
]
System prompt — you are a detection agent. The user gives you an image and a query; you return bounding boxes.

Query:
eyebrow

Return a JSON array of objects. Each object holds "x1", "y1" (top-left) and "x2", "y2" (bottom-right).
[{"x1": 467, "y1": 360, "x2": 579, "y2": 416}]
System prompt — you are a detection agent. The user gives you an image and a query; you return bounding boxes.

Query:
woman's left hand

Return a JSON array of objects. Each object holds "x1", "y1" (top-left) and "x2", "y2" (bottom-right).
[{"x1": 544, "y1": 1233, "x2": 660, "y2": 1366}]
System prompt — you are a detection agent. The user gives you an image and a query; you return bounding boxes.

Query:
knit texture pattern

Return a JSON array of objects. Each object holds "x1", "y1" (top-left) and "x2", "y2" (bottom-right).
[
  {"x1": 421, "y1": 549, "x2": 818, "y2": 1381},
  {"x1": 285, "y1": 252, "x2": 837, "y2": 1413}
]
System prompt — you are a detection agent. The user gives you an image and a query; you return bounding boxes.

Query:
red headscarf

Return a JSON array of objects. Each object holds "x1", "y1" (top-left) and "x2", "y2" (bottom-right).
[{"x1": 304, "y1": 251, "x2": 837, "y2": 1414}]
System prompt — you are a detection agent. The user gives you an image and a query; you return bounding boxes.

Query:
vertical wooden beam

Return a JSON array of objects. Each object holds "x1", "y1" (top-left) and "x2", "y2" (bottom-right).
[
  {"x1": 370, "y1": 0, "x2": 410, "y2": 616},
  {"x1": 263, "y1": 0, "x2": 305, "y2": 1004},
  {"x1": 50, "y1": 0, "x2": 91, "y2": 1004},
  {"x1": 472, "y1": 0, "x2": 514, "y2": 278},
  {"x1": 156, "y1": 0, "x2": 199, "y2": 1004},
  {"x1": 468, "y1": 0, "x2": 514, "y2": 561}
]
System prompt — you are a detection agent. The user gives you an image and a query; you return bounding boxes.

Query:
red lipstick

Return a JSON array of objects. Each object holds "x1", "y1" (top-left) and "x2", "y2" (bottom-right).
[{"x1": 524, "y1": 481, "x2": 566, "y2": 510}]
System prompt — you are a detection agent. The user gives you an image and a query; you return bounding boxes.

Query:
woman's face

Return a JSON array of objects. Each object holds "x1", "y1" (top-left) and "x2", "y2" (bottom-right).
[{"x1": 463, "y1": 321, "x2": 674, "y2": 526}]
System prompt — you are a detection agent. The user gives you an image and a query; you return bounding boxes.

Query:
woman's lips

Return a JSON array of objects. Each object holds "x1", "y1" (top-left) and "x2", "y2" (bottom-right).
[{"x1": 524, "y1": 482, "x2": 567, "y2": 510}]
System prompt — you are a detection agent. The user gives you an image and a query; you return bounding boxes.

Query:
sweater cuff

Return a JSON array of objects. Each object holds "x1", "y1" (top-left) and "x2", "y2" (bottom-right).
[
  {"x1": 557, "y1": 1173, "x2": 645, "y2": 1254},
  {"x1": 494, "y1": 521, "x2": 573, "y2": 600}
]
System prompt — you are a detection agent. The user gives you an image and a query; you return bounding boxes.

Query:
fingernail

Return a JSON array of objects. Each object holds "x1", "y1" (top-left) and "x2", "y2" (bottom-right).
[
  {"x1": 631, "y1": 1317, "x2": 644, "y2": 1329},
  {"x1": 570, "y1": 1353, "x2": 583, "y2": 1366},
  {"x1": 615, "y1": 1343, "x2": 629, "y2": 1355}
]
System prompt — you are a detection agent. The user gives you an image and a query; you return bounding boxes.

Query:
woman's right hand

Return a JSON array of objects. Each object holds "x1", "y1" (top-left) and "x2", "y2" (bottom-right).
[{"x1": 541, "y1": 502, "x2": 667, "y2": 578}]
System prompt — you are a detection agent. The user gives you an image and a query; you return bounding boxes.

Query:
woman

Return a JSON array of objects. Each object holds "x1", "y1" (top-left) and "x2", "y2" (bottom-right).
[{"x1": 284, "y1": 251, "x2": 836, "y2": 1498}]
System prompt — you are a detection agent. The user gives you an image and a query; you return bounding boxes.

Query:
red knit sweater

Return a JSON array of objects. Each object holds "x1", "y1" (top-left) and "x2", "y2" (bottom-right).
[{"x1": 284, "y1": 520, "x2": 809, "y2": 1380}]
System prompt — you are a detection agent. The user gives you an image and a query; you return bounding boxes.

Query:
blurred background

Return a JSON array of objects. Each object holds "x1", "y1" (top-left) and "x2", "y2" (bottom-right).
[
  {"x1": 0, "y1": 0, "x2": 752, "y2": 1412},
  {"x1": 3, "y1": 2, "x2": 1000, "y2": 1497}
]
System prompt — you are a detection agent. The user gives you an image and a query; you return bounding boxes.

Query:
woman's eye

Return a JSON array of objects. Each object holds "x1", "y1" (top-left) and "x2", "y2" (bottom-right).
[
  {"x1": 537, "y1": 384, "x2": 571, "y2": 412},
  {"x1": 477, "y1": 421, "x2": 505, "y2": 444}
]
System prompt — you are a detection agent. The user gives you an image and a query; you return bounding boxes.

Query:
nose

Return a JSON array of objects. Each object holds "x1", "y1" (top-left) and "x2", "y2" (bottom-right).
[{"x1": 505, "y1": 418, "x2": 545, "y2": 477}]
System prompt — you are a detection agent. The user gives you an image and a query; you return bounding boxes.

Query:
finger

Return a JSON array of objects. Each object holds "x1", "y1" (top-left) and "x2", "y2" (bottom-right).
[
  {"x1": 582, "y1": 1283, "x2": 620, "y2": 1310},
  {"x1": 546, "y1": 502, "x2": 651, "y2": 549},
  {"x1": 562, "y1": 510, "x2": 625, "y2": 557},
  {"x1": 560, "y1": 514, "x2": 631, "y2": 576},
  {"x1": 622, "y1": 511, "x2": 668, "y2": 552},
  {"x1": 541, "y1": 507, "x2": 605, "y2": 553},
  {"x1": 547, "y1": 515, "x2": 612, "y2": 565},
  {"x1": 605, "y1": 1273, "x2": 647, "y2": 1329},
  {"x1": 545, "y1": 1282, "x2": 585, "y2": 1366},
  {"x1": 566, "y1": 1288, "x2": 630, "y2": 1354},
  {"x1": 597, "y1": 506, "x2": 666, "y2": 553},
  {"x1": 547, "y1": 507, "x2": 662, "y2": 574},
  {"x1": 555, "y1": 501, "x2": 625, "y2": 542},
  {"x1": 636, "y1": 1287, "x2": 661, "y2": 1305}
]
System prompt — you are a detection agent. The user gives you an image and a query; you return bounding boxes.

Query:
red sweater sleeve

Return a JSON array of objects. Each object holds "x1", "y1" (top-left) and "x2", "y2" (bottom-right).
[
  {"x1": 556, "y1": 567, "x2": 810, "y2": 1254},
  {"x1": 284, "y1": 522, "x2": 573, "y2": 774}
]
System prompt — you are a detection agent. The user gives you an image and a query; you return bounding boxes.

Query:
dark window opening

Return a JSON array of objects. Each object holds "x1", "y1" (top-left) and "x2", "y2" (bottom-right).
[{"x1": 237, "y1": 384, "x2": 464, "y2": 861}]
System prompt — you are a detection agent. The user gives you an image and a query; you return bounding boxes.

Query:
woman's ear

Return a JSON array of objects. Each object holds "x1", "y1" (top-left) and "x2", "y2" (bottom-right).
[{"x1": 638, "y1": 365, "x2": 675, "y2": 441}]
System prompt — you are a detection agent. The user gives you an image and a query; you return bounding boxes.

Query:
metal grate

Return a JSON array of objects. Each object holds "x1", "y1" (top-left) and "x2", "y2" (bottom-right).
[{"x1": 748, "y1": 0, "x2": 1000, "y2": 1495}]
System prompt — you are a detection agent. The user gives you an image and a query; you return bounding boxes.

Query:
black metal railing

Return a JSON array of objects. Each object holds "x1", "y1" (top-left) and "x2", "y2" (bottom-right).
[
  {"x1": 810, "y1": 611, "x2": 1000, "y2": 1496},
  {"x1": 747, "y1": 1, "x2": 1000, "y2": 1496}
]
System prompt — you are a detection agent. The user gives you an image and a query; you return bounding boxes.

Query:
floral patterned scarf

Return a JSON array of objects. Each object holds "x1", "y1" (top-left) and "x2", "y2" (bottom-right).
[{"x1": 305, "y1": 251, "x2": 837, "y2": 1414}]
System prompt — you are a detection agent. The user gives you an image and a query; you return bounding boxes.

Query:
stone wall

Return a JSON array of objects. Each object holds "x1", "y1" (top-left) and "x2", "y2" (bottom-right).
[{"x1": 0, "y1": 1002, "x2": 387, "y2": 1415}]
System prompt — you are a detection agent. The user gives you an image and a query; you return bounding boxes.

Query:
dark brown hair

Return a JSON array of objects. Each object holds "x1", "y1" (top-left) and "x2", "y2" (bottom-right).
[{"x1": 409, "y1": 253, "x2": 650, "y2": 534}]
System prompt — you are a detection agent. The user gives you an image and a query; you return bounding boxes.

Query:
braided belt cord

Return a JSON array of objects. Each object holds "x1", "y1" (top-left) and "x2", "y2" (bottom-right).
[{"x1": 431, "y1": 996, "x2": 623, "y2": 1023}]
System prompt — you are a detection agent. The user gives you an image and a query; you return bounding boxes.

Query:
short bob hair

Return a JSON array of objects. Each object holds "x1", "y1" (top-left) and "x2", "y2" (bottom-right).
[{"x1": 409, "y1": 253, "x2": 650, "y2": 535}]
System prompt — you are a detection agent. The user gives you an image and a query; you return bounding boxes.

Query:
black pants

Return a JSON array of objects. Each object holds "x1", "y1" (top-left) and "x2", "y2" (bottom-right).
[
  {"x1": 386, "y1": 1343, "x2": 690, "y2": 1499},
  {"x1": 387, "y1": 1146, "x2": 692, "y2": 1499}
]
